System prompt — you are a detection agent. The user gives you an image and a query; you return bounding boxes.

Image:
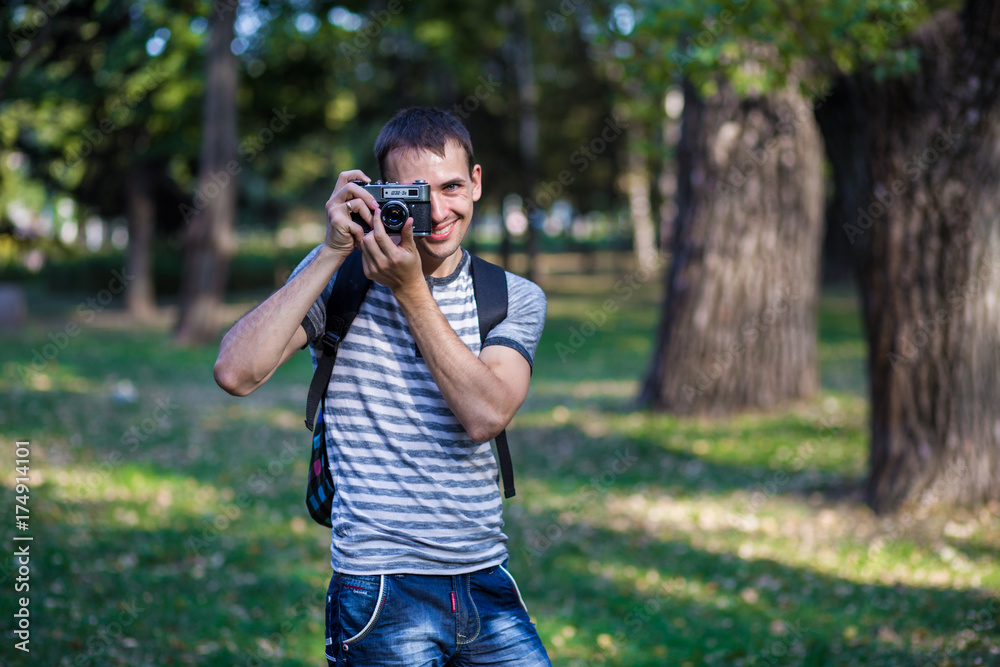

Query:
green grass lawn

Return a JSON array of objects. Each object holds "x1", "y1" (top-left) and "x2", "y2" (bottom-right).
[{"x1": 1, "y1": 261, "x2": 998, "y2": 666}]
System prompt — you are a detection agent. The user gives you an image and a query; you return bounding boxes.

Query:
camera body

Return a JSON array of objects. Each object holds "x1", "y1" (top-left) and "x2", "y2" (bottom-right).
[{"x1": 349, "y1": 180, "x2": 432, "y2": 236}]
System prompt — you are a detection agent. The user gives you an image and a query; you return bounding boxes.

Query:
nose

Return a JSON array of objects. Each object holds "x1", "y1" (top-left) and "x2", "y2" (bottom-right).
[{"x1": 430, "y1": 191, "x2": 447, "y2": 222}]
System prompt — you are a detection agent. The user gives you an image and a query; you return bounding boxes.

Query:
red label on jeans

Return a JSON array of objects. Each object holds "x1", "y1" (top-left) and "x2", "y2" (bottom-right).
[{"x1": 451, "y1": 591, "x2": 457, "y2": 613}]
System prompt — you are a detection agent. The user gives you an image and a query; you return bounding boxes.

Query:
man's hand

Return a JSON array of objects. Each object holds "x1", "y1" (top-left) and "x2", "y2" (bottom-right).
[
  {"x1": 325, "y1": 170, "x2": 381, "y2": 257},
  {"x1": 215, "y1": 169, "x2": 378, "y2": 397},
  {"x1": 359, "y1": 211, "x2": 425, "y2": 294}
]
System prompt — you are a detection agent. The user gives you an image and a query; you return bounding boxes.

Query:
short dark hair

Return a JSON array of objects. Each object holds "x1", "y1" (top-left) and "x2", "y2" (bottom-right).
[{"x1": 374, "y1": 107, "x2": 475, "y2": 181}]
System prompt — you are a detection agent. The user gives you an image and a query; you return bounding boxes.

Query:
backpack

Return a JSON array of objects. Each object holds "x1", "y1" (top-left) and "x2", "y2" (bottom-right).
[{"x1": 303, "y1": 249, "x2": 516, "y2": 528}]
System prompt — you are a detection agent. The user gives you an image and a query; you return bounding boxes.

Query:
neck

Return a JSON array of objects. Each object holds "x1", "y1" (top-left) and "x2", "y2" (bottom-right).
[{"x1": 420, "y1": 248, "x2": 463, "y2": 278}]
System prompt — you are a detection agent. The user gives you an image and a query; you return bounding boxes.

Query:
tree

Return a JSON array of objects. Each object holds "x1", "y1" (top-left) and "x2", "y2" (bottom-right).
[
  {"x1": 503, "y1": 0, "x2": 541, "y2": 281},
  {"x1": 590, "y1": 11, "x2": 664, "y2": 270},
  {"x1": 0, "y1": 0, "x2": 205, "y2": 320},
  {"x1": 175, "y1": 0, "x2": 237, "y2": 344},
  {"x1": 2, "y1": 0, "x2": 628, "y2": 335},
  {"x1": 125, "y1": 160, "x2": 157, "y2": 321},
  {"x1": 622, "y1": 114, "x2": 658, "y2": 271},
  {"x1": 834, "y1": 1, "x2": 1000, "y2": 512},
  {"x1": 639, "y1": 76, "x2": 825, "y2": 413},
  {"x1": 626, "y1": 2, "x2": 831, "y2": 414},
  {"x1": 628, "y1": 0, "x2": 1000, "y2": 511}
]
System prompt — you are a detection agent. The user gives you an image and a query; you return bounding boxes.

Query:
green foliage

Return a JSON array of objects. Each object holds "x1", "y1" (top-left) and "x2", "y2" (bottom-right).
[
  {"x1": 617, "y1": 0, "x2": 957, "y2": 98},
  {"x1": 1, "y1": 258, "x2": 998, "y2": 665},
  {"x1": 1, "y1": 0, "x2": 206, "y2": 217},
  {"x1": 2, "y1": 0, "x2": 630, "y2": 238}
]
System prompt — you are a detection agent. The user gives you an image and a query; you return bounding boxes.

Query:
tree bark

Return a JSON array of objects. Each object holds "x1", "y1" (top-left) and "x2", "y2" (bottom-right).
[
  {"x1": 175, "y1": 0, "x2": 238, "y2": 344},
  {"x1": 640, "y1": 78, "x2": 824, "y2": 415},
  {"x1": 125, "y1": 160, "x2": 157, "y2": 322},
  {"x1": 851, "y1": 4, "x2": 1000, "y2": 513}
]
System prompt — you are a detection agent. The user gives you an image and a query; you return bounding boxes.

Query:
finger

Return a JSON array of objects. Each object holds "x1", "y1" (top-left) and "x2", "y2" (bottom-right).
[
  {"x1": 340, "y1": 181, "x2": 371, "y2": 203},
  {"x1": 346, "y1": 218, "x2": 365, "y2": 247},
  {"x1": 344, "y1": 199, "x2": 365, "y2": 221},
  {"x1": 360, "y1": 229, "x2": 389, "y2": 276},
  {"x1": 333, "y1": 170, "x2": 371, "y2": 192},
  {"x1": 368, "y1": 206, "x2": 384, "y2": 236},
  {"x1": 397, "y1": 218, "x2": 415, "y2": 249},
  {"x1": 328, "y1": 194, "x2": 375, "y2": 231},
  {"x1": 359, "y1": 240, "x2": 375, "y2": 278},
  {"x1": 327, "y1": 206, "x2": 366, "y2": 241},
  {"x1": 327, "y1": 173, "x2": 370, "y2": 213},
  {"x1": 370, "y1": 208, "x2": 403, "y2": 255},
  {"x1": 341, "y1": 183, "x2": 380, "y2": 219}
]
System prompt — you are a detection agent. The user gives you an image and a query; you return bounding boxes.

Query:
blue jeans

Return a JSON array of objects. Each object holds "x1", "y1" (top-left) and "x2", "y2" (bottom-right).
[{"x1": 324, "y1": 561, "x2": 552, "y2": 666}]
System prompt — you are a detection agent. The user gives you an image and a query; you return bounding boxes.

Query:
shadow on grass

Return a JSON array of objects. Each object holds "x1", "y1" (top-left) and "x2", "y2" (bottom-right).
[
  {"x1": 0, "y1": 488, "x2": 329, "y2": 666},
  {"x1": 13, "y1": 481, "x2": 994, "y2": 667},
  {"x1": 507, "y1": 419, "x2": 867, "y2": 503},
  {"x1": 504, "y1": 510, "x2": 999, "y2": 666},
  {"x1": 5, "y1": 295, "x2": 996, "y2": 666}
]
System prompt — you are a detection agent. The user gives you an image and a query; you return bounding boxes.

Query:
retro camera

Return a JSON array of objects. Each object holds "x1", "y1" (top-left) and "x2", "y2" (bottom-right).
[{"x1": 349, "y1": 179, "x2": 432, "y2": 236}]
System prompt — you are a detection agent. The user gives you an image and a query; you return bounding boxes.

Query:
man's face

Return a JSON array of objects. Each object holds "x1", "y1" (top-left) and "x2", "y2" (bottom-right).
[{"x1": 384, "y1": 140, "x2": 481, "y2": 276}]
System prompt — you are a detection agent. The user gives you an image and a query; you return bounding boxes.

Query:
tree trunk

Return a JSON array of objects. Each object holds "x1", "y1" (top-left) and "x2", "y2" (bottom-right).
[
  {"x1": 625, "y1": 121, "x2": 658, "y2": 270},
  {"x1": 640, "y1": 78, "x2": 824, "y2": 415},
  {"x1": 853, "y1": 4, "x2": 1000, "y2": 513},
  {"x1": 175, "y1": 0, "x2": 238, "y2": 344},
  {"x1": 511, "y1": 0, "x2": 540, "y2": 282},
  {"x1": 125, "y1": 160, "x2": 157, "y2": 322},
  {"x1": 657, "y1": 108, "x2": 681, "y2": 257}
]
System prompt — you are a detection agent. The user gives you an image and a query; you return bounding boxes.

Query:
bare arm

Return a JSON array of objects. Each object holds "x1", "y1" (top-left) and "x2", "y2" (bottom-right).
[
  {"x1": 214, "y1": 246, "x2": 343, "y2": 396},
  {"x1": 359, "y1": 218, "x2": 532, "y2": 442},
  {"x1": 214, "y1": 170, "x2": 380, "y2": 396},
  {"x1": 396, "y1": 285, "x2": 531, "y2": 442}
]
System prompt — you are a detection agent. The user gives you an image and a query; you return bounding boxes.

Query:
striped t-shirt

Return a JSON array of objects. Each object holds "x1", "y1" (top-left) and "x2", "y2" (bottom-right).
[{"x1": 292, "y1": 247, "x2": 546, "y2": 575}]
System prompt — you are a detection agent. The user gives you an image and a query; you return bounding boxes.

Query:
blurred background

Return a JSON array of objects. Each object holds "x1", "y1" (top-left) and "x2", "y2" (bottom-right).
[{"x1": 2, "y1": 0, "x2": 1000, "y2": 665}]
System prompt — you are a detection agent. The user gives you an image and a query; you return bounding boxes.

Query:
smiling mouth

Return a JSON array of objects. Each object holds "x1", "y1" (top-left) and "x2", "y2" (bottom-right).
[{"x1": 429, "y1": 220, "x2": 455, "y2": 241}]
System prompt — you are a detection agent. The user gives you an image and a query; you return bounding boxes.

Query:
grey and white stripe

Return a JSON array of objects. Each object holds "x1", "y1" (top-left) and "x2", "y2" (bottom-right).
[{"x1": 291, "y1": 247, "x2": 546, "y2": 575}]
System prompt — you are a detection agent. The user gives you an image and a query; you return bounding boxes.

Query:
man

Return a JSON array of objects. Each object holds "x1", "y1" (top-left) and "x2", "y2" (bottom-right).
[{"x1": 214, "y1": 107, "x2": 550, "y2": 666}]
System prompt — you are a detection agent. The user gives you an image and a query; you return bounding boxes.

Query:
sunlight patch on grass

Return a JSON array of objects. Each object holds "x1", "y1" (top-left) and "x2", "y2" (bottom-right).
[
  {"x1": 43, "y1": 464, "x2": 225, "y2": 527},
  {"x1": 516, "y1": 471, "x2": 1000, "y2": 597},
  {"x1": 6, "y1": 268, "x2": 1000, "y2": 665},
  {"x1": 1, "y1": 362, "x2": 101, "y2": 394},
  {"x1": 529, "y1": 378, "x2": 639, "y2": 400}
]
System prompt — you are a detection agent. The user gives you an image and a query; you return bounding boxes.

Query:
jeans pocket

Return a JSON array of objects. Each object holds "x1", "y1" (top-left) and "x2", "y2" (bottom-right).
[
  {"x1": 325, "y1": 575, "x2": 340, "y2": 665},
  {"x1": 497, "y1": 563, "x2": 529, "y2": 614},
  {"x1": 336, "y1": 574, "x2": 388, "y2": 648}
]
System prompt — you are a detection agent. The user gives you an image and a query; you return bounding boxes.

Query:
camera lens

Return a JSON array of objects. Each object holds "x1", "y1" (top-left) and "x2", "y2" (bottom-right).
[{"x1": 381, "y1": 200, "x2": 409, "y2": 231}]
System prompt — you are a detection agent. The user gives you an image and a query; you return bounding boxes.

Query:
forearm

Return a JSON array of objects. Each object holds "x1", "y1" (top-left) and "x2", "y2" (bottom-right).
[
  {"x1": 215, "y1": 245, "x2": 346, "y2": 395},
  {"x1": 395, "y1": 283, "x2": 520, "y2": 442}
]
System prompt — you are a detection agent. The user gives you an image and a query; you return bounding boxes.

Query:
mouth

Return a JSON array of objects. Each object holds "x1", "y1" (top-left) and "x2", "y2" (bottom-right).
[{"x1": 429, "y1": 219, "x2": 456, "y2": 241}]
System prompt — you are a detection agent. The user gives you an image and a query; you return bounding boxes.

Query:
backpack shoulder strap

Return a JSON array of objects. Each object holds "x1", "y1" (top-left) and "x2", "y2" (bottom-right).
[
  {"x1": 304, "y1": 249, "x2": 372, "y2": 430},
  {"x1": 468, "y1": 253, "x2": 516, "y2": 499},
  {"x1": 469, "y1": 253, "x2": 508, "y2": 343}
]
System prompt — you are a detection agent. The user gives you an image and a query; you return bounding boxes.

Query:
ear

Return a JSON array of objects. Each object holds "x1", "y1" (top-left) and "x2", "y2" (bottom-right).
[{"x1": 471, "y1": 164, "x2": 482, "y2": 202}]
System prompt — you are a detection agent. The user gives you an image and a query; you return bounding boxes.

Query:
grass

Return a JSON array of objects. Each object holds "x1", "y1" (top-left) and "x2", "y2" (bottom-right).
[{"x1": 1, "y1": 258, "x2": 999, "y2": 666}]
